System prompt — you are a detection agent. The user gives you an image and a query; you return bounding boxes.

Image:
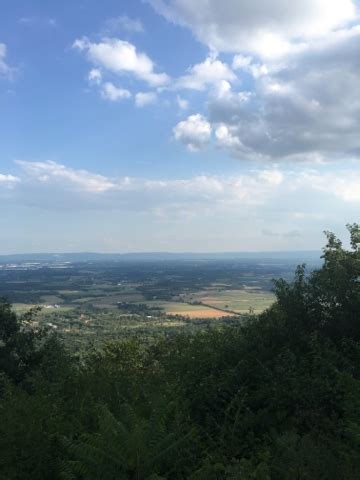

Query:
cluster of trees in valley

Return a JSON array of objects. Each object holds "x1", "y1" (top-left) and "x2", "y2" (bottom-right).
[{"x1": 1, "y1": 224, "x2": 360, "y2": 479}]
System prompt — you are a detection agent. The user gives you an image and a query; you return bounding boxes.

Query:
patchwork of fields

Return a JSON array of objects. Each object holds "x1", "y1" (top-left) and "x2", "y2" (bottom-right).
[
  {"x1": 13, "y1": 284, "x2": 275, "y2": 319},
  {"x1": 0, "y1": 256, "x2": 318, "y2": 348}
]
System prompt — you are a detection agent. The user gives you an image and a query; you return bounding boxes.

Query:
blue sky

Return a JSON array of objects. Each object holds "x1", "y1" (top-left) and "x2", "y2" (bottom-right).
[{"x1": 0, "y1": 0, "x2": 360, "y2": 253}]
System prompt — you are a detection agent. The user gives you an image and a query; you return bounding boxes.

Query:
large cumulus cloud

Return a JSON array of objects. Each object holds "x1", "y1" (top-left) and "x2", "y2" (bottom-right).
[
  {"x1": 148, "y1": 0, "x2": 356, "y2": 55},
  {"x1": 150, "y1": 0, "x2": 360, "y2": 162},
  {"x1": 207, "y1": 26, "x2": 360, "y2": 161}
]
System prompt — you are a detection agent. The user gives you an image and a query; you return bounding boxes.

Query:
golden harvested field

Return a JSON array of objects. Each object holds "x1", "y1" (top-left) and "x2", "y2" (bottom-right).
[{"x1": 160, "y1": 302, "x2": 234, "y2": 319}]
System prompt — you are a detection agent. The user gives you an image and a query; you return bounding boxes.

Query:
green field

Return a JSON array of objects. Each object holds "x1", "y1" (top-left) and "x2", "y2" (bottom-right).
[{"x1": 184, "y1": 288, "x2": 275, "y2": 314}]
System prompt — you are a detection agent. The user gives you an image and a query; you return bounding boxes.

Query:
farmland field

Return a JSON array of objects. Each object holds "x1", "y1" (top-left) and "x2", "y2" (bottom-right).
[
  {"x1": 0, "y1": 254, "x2": 321, "y2": 348},
  {"x1": 159, "y1": 301, "x2": 234, "y2": 318},
  {"x1": 183, "y1": 288, "x2": 276, "y2": 314}
]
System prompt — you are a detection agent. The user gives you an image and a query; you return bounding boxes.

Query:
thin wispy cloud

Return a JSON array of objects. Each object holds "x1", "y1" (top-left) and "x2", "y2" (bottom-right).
[
  {"x1": 103, "y1": 15, "x2": 144, "y2": 34},
  {"x1": 3, "y1": 160, "x2": 360, "y2": 208},
  {"x1": 18, "y1": 16, "x2": 57, "y2": 27},
  {"x1": 0, "y1": 43, "x2": 12, "y2": 77}
]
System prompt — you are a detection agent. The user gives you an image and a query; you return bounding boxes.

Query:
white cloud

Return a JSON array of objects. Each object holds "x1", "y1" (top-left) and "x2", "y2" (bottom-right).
[
  {"x1": 0, "y1": 173, "x2": 20, "y2": 188},
  {"x1": 176, "y1": 95, "x2": 189, "y2": 109},
  {"x1": 0, "y1": 43, "x2": 11, "y2": 77},
  {"x1": 88, "y1": 68, "x2": 102, "y2": 85},
  {"x1": 297, "y1": 170, "x2": 360, "y2": 202},
  {"x1": 12, "y1": 160, "x2": 285, "y2": 207},
  {"x1": 103, "y1": 15, "x2": 144, "y2": 34},
  {"x1": 262, "y1": 228, "x2": 302, "y2": 239},
  {"x1": 176, "y1": 56, "x2": 236, "y2": 90},
  {"x1": 135, "y1": 91, "x2": 157, "y2": 107},
  {"x1": 232, "y1": 55, "x2": 252, "y2": 70},
  {"x1": 25, "y1": 163, "x2": 360, "y2": 205},
  {"x1": 232, "y1": 55, "x2": 269, "y2": 78},
  {"x1": 148, "y1": 0, "x2": 357, "y2": 56},
  {"x1": 173, "y1": 114, "x2": 212, "y2": 151},
  {"x1": 9, "y1": 160, "x2": 286, "y2": 208},
  {"x1": 7, "y1": 160, "x2": 360, "y2": 209},
  {"x1": 215, "y1": 124, "x2": 242, "y2": 149},
  {"x1": 87, "y1": 70, "x2": 131, "y2": 103},
  {"x1": 100, "y1": 82, "x2": 131, "y2": 102},
  {"x1": 15, "y1": 160, "x2": 116, "y2": 193},
  {"x1": 3, "y1": 161, "x2": 360, "y2": 252},
  {"x1": 157, "y1": 1, "x2": 360, "y2": 164},
  {"x1": 18, "y1": 17, "x2": 57, "y2": 27},
  {"x1": 73, "y1": 37, "x2": 169, "y2": 87},
  {"x1": 18, "y1": 17, "x2": 34, "y2": 24},
  {"x1": 187, "y1": 26, "x2": 360, "y2": 162},
  {"x1": 5, "y1": 161, "x2": 360, "y2": 252}
]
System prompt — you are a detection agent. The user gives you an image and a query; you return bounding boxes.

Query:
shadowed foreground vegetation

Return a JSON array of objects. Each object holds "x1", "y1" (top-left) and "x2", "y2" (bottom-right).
[{"x1": 1, "y1": 224, "x2": 360, "y2": 479}]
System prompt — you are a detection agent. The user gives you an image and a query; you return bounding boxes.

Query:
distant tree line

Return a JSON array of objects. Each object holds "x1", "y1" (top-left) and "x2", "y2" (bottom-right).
[{"x1": 117, "y1": 302, "x2": 163, "y2": 316}]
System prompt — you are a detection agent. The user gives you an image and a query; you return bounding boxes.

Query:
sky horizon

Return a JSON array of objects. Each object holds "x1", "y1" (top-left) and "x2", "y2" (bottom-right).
[
  {"x1": 1, "y1": 0, "x2": 359, "y2": 254},
  {"x1": 0, "y1": 248, "x2": 322, "y2": 256}
]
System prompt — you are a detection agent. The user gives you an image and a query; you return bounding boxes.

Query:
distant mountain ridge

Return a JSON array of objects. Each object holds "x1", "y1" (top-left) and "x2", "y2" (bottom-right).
[{"x1": 0, "y1": 251, "x2": 322, "y2": 263}]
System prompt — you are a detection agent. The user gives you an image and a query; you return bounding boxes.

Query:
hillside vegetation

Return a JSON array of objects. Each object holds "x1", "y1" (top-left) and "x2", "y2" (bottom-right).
[{"x1": 1, "y1": 224, "x2": 360, "y2": 479}]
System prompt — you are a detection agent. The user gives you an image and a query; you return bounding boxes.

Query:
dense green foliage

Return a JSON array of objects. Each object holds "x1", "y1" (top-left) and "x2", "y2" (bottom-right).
[{"x1": 1, "y1": 225, "x2": 360, "y2": 479}]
